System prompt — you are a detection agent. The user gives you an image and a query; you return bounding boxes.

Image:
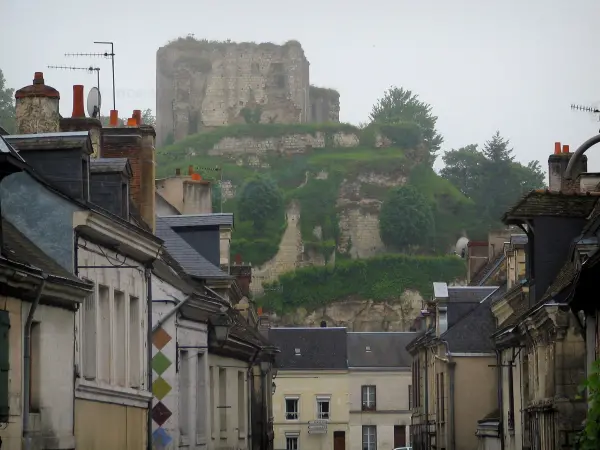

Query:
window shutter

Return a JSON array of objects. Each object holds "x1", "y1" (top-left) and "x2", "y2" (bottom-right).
[{"x1": 0, "y1": 310, "x2": 10, "y2": 422}]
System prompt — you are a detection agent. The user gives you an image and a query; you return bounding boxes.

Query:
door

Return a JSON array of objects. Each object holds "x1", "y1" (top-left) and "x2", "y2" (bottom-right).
[
  {"x1": 333, "y1": 431, "x2": 345, "y2": 450},
  {"x1": 394, "y1": 425, "x2": 406, "y2": 447}
]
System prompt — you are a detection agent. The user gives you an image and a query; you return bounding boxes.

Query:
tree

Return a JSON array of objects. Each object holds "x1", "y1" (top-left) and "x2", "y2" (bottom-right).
[
  {"x1": 142, "y1": 108, "x2": 156, "y2": 126},
  {"x1": 369, "y1": 86, "x2": 444, "y2": 158},
  {"x1": 379, "y1": 185, "x2": 435, "y2": 252},
  {"x1": 440, "y1": 131, "x2": 545, "y2": 231},
  {"x1": 0, "y1": 69, "x2": 16, "y2": 133},
  {"x1": 237, "y1": 175, "x2": 283, "y2": 229}
]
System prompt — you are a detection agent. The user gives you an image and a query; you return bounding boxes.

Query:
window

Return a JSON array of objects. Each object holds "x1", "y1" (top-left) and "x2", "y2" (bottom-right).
[
  {"x1": 114, "y1": 290, "x2": 126, "y2": 386},
  {"x1": 436, "y1": 373, "x2": 445, "y2": 422},
  {"x1": 275, "y1": 74, "x2": 286, "y2": 88},
  {"x1": 362, "y1": 385, "x2": 376, "y2": 411},
  {"x1": 316, "y1": 396, "x2": 330, "y2": 419},
  {"x1": 98, "y1": 285, "x2": 110, "y2": 382},
  {"x1": 286, "y1": 436, "x2": 298, "y2": 450},
  {"x1": 0, "y1": 310, "x2": 9, "y2": 422},
  {"x1": 82, "y1": 287, "x2": 97, "y2": 380},
  {"x1": 129, "y1": 295, "x2": 140, "y2": 388},
  {"x1": 408, "y1": 385, "x2": 413, "y2": 409},
  {"x1": 238, "y1": 372, "x2": 245, "y2": 433},
  {"x1": 29, "y1": 322, "x2": 41, "y2": 412},
  {"x1": 196, "y1": 353, "x2": 206, "y2": 441},
  {"x1": 362, "y1": 425, "x2": 377, "y2": 450},
  {"x1": 209, "y1": 367, "x2": 216, "y2": 437},
  {"x1": 508, "y1": 359, "x2": 515, "y2": 430},
  {"x1": 180, "y1": 350, "x2": 190, "y2": 437},
  {"x1": 285, "y1": 397, "x2": 299, "y2": 420},
  {"x1": 219, "y1": 368, "x2": 227, "y2": 431}
]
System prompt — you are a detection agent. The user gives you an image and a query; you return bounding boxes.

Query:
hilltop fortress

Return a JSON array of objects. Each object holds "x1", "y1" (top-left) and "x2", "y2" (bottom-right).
[{"x1": 156, "y1": 37, "x2": 340, "y2": 145}]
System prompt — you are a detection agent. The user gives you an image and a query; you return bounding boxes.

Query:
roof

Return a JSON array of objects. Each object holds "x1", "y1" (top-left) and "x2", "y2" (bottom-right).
[
  {"x1": 0, "y1": 135, "x2": 26, "y2": 163},
  {"x1": 470, "y1": 253, "x2": 506, "y2": 286},
  {"x1": 268, "y1": 327, "x2": 348, "y2": 370},
  {"x1": 441, "y1": 284, "x2": 506, "y2": 353},
  {"x1": 14, "y1": 73, "x2": 60, "y2": 99},
  {"x1": 445, "y1": 286, "x2": 498, "y2": 328},
  {"x1": 160, "y1": 213, "x2": 234, "y2": 228},
  {"x1": 155, "y1": 217, "x2": 229, "y2": 280},
  {"x1": 503, "y1": 190, "x2": 599, "y2": 224},
  {"x1": 6, "y1": 132, "x2": 92, "y2": 153},
  {"x1": 540, "y1": 260, "x2": 578, "y2": 302},
  {"x1": 347, "y1": 332, "x2": 417, "y2": 368},
  {"x1": 2, "y1": 218, "x2": 81, "y2": 283},
  {"x1": 90, "y1": 158, "x2": 132, "y2": 177},
  {"x1": 510, "y1": 234, "x2": 528, "y2": 246}
]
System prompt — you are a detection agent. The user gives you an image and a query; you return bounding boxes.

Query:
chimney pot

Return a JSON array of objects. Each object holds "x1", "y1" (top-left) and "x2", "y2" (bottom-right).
[
  {"x1": 33, "y1": 72, "x2": 44, "y2": 85},
  {"x1": 133, "y1": 110, "x2": 142, "y2": 126},
  {"x1": 126, "y1": 118, "x2": 137, "y2": 127},
  {"x1": 188, "y1": 165, "x2": 194, "y2": 175},
  {"x1": 554, "y1": 142, "x2": 561, "y2": 155},
  {"x1": 563, "y1": 144, "x2": 570, "y2": 154},
  {"x1": 72, "y1": 85, "x2": 85, "y2": 118},
  {"x1": 175, "y1": 168, "x2": 181, "y2": 176},
  {"x1": 109, "y1": 110, "x2": 119, "y2": 127}
]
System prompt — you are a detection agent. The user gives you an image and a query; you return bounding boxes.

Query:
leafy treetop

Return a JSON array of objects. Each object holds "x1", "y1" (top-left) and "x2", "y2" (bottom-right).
[
  {"x1": 0, "y1": 69, "x2": 15, "y2": 134},
  {"x1": 237, "y1": 174, "x2": 284, "y2": 229}
]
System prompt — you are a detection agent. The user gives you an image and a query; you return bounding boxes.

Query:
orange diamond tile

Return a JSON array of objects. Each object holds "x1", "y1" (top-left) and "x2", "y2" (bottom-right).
[{"x1": 152, "y1": 327, "x2": 172, "y2": 350}]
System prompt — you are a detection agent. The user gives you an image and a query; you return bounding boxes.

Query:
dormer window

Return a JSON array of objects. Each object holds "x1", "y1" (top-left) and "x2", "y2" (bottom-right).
[
  {"x1": 365, "y1": 346, "x2": 371, "y2": 352},
  {"x1": 294, "y1": 348, "x2": 301, "y2": 356}
]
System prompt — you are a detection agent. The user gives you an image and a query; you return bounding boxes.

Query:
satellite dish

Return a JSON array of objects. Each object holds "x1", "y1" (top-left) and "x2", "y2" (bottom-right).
[
  {"x1": 87, "y1": 87, "x2": 101, "y2": 119},
  {"x1": 455, "y1": 237, "x2": 469, "y2": 258}
]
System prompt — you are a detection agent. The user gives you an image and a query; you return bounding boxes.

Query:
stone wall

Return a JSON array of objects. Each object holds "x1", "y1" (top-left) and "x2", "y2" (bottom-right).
[
  {"x1": 309, "y1": 86, "x2": 340, "y2": 123},
  {"x1": 156, "y1": 38, "x2": 310, "y2": 145}
]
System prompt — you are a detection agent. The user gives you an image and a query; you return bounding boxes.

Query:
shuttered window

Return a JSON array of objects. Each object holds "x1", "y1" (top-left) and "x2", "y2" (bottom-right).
[{"x1": 0, "y1": 310, "x2": 10, "y2": 422}]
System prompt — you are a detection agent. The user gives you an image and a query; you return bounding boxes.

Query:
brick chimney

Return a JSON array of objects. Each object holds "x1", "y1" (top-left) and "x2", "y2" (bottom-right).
[
  {"x1": 15, "y1": 72, "x2": 60, "y2": 134},
  {"x1": 548, "y1": 142, "x2": 587, "y2": 193},
  {"x1": 101, "y1": 111, "x2": 157, "y2": 232},
  {"x1": 60, "y1": 85, "x2": 102, "y2": 157}
]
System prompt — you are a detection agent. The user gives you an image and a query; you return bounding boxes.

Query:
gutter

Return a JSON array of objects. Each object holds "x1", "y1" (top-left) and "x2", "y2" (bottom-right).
[
  {"x1": 151, "y1": 294, "x2": 193, "y2": 332},
  {"x1": 23, "y1": 274, "x2": 47, "y2": 450}
]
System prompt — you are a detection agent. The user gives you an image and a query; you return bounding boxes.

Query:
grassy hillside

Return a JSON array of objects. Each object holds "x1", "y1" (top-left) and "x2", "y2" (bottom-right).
[{"x1": 156, "y1": 123, "x2": 478, "y2": 266}]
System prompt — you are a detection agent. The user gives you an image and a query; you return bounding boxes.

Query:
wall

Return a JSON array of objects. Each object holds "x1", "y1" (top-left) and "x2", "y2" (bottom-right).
[
  {"x1": 273, "y1": 370, "x2": 349, "y2": 450},
  {"x1": 309, "y1": 87, "x2": 340, "y2": 123},
  {"x1": 207, "y1": 354, "x2": 250, "y2": 450},
  {"x1": 348, "y1": 370, "x2": 412, "y2": 450},
  {"x1": 15, "y1": 96, "x2": 60, "y2": 134},
  {"x1": 501, "y1": 348, "x2": 523, "y2": 450},
  {"x1": 454, "y1": 356, "x2": 497, "y2": 450},
  {"x1": 156, "y1": 176, "x2": 213, "y2": 216},
  {"x1": 156, "y1": 39, "x2": 310, "y2": 144}
]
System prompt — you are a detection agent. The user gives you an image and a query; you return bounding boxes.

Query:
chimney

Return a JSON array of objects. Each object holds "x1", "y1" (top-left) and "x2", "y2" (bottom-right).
[
  {"x1": 59, "y1": 85, "x2": 102, "y2": 157},
  {"x1": 188, "y1": 165, "x2": 194, "y2": 175},
  {"x1": 109, "y1": 110, "x2": 119, "y2": 127},
  {"x1": 139, "y1": 124, "x2": 157, "y2": 232},
  {"x1": 133, "y1": 110, "x2": 142, "y2": 126},
  {"x1": 15, "y1": 72, "x2": 60, "y2": 134},
  {"x1": 175, "y1": 168, "x2": 181, "y2": 176},
  {"x1": 548, "y1": 142, "x2": 587, "y2": 193}
]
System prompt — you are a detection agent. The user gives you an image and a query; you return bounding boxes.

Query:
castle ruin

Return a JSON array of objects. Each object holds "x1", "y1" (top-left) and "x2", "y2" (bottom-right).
[{"x1": 155, "y1": 37, "x2": 340, "y2": 145}]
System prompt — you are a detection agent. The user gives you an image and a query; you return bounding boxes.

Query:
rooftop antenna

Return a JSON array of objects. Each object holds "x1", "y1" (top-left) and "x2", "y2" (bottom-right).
[
  {"x1": 571, "y1": 103, "x2": 600, "y2": 132},
  {"x1": 65, "y1": 41, "x2": 115, "y2": 111},
  {"x1": 47, "y1": 65, "x2": 100, "y2": 92}
]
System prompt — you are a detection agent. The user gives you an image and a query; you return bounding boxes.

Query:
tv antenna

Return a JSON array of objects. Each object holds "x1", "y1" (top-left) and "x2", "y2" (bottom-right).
[
  {"x1": 571, "y1": 103, "x2": 600, "y2": 122},
  {"x1": 65, "y1": 41, "x2": 115, "y2": 111},
  {"x1": 47, "y1": 65, "x2": 100, "y2": 91}
]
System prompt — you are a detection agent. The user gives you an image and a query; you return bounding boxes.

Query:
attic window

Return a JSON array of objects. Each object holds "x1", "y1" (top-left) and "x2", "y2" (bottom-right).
[
  {"x1": 294, "y1": 348, "x2": 301, "y2": 356},
  {"x1": 365, "y1": 346, "x2": 371, "y2": 352}
]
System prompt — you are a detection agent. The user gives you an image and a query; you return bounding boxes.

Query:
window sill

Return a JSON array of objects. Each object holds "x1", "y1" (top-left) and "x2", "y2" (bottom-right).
[{"x1": 75, "y1": 379, "x2": 151, "y2": 408}]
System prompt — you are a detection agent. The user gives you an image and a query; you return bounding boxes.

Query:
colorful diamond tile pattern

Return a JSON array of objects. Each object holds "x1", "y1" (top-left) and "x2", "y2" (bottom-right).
[
  {"x1": 151, "y1": 351, "x2": 172, "y2": 375},
  {"x1": 151, "y1": 326, "x2": 174, "y2": 448},
  {"x1": 152, "y1": 427, "x2": 173, "y2": 449},
  {"x1": 152, "y1": 401, "x2": 172, "y2": 427},
  {"x1": 152, "y1": 377, "x2": 172, "y2": 401}
]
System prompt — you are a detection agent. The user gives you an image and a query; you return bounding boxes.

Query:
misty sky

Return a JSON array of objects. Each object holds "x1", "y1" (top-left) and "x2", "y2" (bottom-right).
[{"x1": 3, "y1": 0, "x2": 600, "y2": 174}]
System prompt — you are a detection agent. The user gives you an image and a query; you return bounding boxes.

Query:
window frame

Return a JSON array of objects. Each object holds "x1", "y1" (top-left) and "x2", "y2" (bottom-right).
[
  {"x1": 362, "y1": 425, "x2": 377, "y2": 450},
  {"x1": 361, "y1": 385, "x2": 377, "y2": 411},
  {"x1": 284, "y1": 396, "x2": 299, "y2": 421},
  {"x1": 316, "y1": 395, "x2": 331, "y2": 420}
]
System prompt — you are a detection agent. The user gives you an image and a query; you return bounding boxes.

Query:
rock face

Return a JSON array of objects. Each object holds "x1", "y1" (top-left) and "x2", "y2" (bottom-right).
[
  {"x1": 156, "y1": 38, "x2": 341, "y2": 145},
  {"x1": 270, "y1": 290, "x2": 425, "y2": 331}
]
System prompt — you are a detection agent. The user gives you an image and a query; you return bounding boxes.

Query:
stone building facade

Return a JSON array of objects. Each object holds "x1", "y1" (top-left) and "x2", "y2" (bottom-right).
[{"x1": 155, "y1": 38, "x2": 340, "y2": 145}]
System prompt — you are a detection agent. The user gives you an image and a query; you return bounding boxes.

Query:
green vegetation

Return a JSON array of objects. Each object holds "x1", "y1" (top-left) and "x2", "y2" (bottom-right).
[
  {"x1": 258, "y1": 254, "x2": 466, "y2": 314},
  {"x1": 575, "y1": 358, "x2": 600, "y2": 449},
  {"x1": 379, "y1": 186, "x2": 435, "y2": 252},
  {"x1": 0, "y1": 68, "x2": 15, "y2": 133}
]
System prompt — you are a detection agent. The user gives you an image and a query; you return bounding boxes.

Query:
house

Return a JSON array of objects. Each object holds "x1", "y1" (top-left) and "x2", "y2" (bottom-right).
[
  {"x1": 407, "y1": 284, "x2": 503, "y2": 450},
  {"x1": 347, "y1": 332, "x2": 417, "y2": 450},
  {"x1": 268, "y1": 327, "x2": 350, "y2": 450},
  {"x1": 156, "y1": 166, "x2": 213, "y2": 216},
  {"x1": 487, "y1": 142, "x2": 594, "y2": 450},
  {"x1": 2, "y1": 73, "x2": 164, "y2": 449}
]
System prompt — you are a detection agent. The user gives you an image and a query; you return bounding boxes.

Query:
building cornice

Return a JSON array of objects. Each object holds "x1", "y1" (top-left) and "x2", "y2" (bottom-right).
[
  {"x1": 73, "y1": 210, "x2": 163, "y2": 264},
  {"x1": 275, "y1": 369, "x2": 348, "y2": 376},
  {"x1": 348, "y1": 367, "x2": 411, "y2": 373},
  {"x1": 75, "y1": 379, "x2": 152, "y2": 409}
]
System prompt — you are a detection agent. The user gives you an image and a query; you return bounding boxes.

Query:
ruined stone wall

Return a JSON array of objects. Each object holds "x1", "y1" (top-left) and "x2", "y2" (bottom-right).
[
  {"x1": 309, "y1": 86, "x2": 340, "y2": 123},
  {"x1": 156, "y1": 38, "x2": 310, "y2": 145}
]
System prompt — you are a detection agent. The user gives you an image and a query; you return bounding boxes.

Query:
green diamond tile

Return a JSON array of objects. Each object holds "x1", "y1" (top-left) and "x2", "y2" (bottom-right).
[
  {"x1": 152, "y1": 376, "x2": 172, "y2": 400},
  {"x1": 152, "y1": 351, "x2": 172, "y2": 375}
]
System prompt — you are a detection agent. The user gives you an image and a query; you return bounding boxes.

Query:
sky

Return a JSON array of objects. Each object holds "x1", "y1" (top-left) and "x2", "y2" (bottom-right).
[{"x1": 3, "y1": 0, "x2": 600, "y2": 174}]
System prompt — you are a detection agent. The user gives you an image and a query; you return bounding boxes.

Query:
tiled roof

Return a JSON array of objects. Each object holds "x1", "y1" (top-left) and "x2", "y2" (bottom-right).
[
  {"x1": 268, "y1": 327, "x2": 348, "y2": 370},
  {"x1": 2, "y1": 218, "x2": 81, "y2": 283},
  {"x1": 441, "y1": 284, "x2": 506, "y2": 353},
  {"x1": 502, "y1": 190, "x2": 600, "y2": 224},
  {"x1": 155, "y1": 217, "x2": 229, "y2": 280},
  {"x1": 90, "y1": 158, "x2": 132, "y2": 176},
  {"x1": 160, "y1": 213, "x2": 234, "y2": 228},
  {"x1": 470, "y1": 254, "x2": 506, "y2": 286},
  {"x1": 540, "y1": 260, "x2": 578, "y2": 302},
  {"x1": 446, "y1": 286, "x2": 498, "y2": 328},
  {"x1": 347, "y1": 332, "x2": 417, "y2": 368}
]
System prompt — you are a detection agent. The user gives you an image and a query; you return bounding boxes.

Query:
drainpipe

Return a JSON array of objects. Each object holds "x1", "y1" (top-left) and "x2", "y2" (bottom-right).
[
  {"x1": 23, "y1": 274, "x2": 47, "y2": 450},
  {"x1": 145, "y1": 266, "x2": 153, "y2": 450},
  {"x1": 495, "y1": 349, "x2": 505, "y2": 450},
  {"x1": 247, "y1": 348, "x2": 261, "y2": 450},
  {"x1": 151, "y1": 295, "x2": 193, "y2": 332},
  {"x1": 424, "y1": 349, "x2": 429, "y2": 450},
  {"x1": 438, "y1": 340, "x2": 456, "y2": 450}
]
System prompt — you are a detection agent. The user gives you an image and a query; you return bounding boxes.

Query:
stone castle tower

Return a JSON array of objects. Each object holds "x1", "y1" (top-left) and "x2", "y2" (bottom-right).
[{"x1": 155, "y1": 37, "x2": 340, "y2": 145}]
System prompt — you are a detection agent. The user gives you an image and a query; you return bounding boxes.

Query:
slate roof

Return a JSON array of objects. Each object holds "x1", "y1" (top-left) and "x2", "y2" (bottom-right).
[
  {"x1": 90, "y1": 158, "x2": 132, "y2": 176},
  {"x1": 1, "y1": 218, "x2": 82, "y2": 283},
  {"x1": 268, "y1": 327, "x2": 348, "y2": 370},
  {"x1": 540, "y1": 260, "x2": 578, "y2": 302},
  {"x1": 6, "y1": 131, "x2": 91, "y2": 152},
  {"x1": 441, "y1": 284, "x2": 506, "y2": 353},
  {"x1": 445, "y1": 286, "x2": 498, "y2": 329},
  {"x1": 502, "y1": 190, "x2": 600, "y2": 224},
  {"x1": 0, "y1": 135, "x2": 26, "y2": 163},
  {"x1": 160, "y1": 213, "x2": 234, "y2": 228},
  {"x1": 347, "y1": 332, "x2": 417, "y2": 368},
  {"x1": 155, "y1": 217, "x2": 229, "y2": 279},
  {"x1": 470, "y1": 254, "x2": 506, "y2": 286}
]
